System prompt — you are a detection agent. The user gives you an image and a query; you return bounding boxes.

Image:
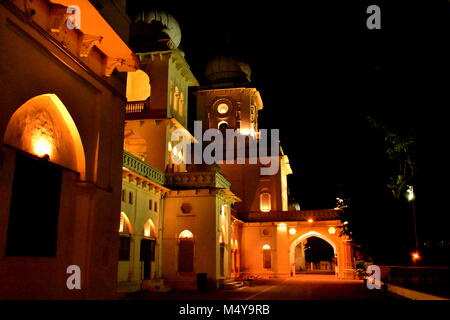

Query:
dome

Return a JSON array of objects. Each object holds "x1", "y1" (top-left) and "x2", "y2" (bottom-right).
[
  {"x1": 205, "y1": 56, "x2": 251, "y2": 83},
  {"x1": 134, "y1": 10, "x2": 181, "y2": 48}
]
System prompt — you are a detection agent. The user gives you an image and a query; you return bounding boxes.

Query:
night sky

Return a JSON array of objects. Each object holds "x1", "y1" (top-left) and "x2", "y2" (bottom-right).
[{"x1": 126, "y1": 1, "x2": 449, "y2": 263}]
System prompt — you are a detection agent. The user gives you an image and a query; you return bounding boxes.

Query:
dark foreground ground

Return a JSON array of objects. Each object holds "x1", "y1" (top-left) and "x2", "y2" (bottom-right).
[{"x1": 128, "y1": 274, "x2": 398, "y2": 300}]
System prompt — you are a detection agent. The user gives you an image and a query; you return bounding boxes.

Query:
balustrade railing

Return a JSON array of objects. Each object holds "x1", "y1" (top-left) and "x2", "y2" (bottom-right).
[
  {"x1": 125, "y1": 99, "x2": 150, "y2": 114},
  {"x1": 123, "y1": 151, "x2": 165, "y2": 185}
]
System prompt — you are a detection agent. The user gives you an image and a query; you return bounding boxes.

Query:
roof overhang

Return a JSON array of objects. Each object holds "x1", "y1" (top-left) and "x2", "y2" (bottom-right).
[{"x1": 49, "y1": 0, "x2": 139, "y2": 75}]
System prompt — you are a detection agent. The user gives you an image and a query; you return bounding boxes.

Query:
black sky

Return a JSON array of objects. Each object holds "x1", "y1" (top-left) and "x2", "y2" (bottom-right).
[{"x1": 126, "y1": 1, "x2": 449, "y2": 261}]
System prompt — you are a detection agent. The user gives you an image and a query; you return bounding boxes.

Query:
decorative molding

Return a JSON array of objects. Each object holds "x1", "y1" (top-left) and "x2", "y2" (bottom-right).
[
  {"x1": 104, "y1": 57, "x2": 124, "y2": 76},
  {"x1": 48, "y1": 5, "x2": 71, "y2": 33},
  {"x1": 79, "y1": 34, "x2": 103, "y2": 57}
]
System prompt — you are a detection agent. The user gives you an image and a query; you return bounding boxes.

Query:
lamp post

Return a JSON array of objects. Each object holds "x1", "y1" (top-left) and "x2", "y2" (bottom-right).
[{"x1": 407, "y1": 185, "x2": 419, "y2": 250}]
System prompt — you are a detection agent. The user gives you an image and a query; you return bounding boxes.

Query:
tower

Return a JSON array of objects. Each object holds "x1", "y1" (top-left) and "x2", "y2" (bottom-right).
[{"x1": 196, "y1": 56, "x2": 263, "y2": 136}]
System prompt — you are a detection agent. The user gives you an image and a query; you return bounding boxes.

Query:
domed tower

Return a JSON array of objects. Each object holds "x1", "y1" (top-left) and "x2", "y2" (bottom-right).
[
  {"x1": 124, "y1": 9, "x2": 198, "y2": 173},
  {"x1": 196, "y1": 56, "x2": 263, "y2": 135},
  {"x1": 205, "y1": 56, "x2": 252, "y2": 88},
  {"x1": 130, "y1": 9, "x2": 182, "y2": 52}
]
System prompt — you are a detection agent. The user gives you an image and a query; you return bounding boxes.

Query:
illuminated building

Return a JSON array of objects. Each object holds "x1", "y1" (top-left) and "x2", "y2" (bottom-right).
[
  {"x1": 0, "y1": 2, "x2": 356, "y2": 299},
  {"x1": 0, "y1": 0, "x2": 138, "y2": 299}
]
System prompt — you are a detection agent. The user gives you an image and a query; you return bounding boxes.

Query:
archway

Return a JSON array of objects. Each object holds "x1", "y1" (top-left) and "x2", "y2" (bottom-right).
[{"x1": 290, "y1": 231, "x2": 338, "y2": 276}]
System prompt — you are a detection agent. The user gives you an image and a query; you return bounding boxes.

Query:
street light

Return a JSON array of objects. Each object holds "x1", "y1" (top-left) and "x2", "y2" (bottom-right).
[{"x1": 406, "y1": 185, "x2": 419, "y2": 250}]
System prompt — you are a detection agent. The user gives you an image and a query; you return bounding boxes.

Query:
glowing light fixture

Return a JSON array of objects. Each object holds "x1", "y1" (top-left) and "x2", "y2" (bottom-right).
[
  {"x1": 407, "y1": 185, "x2": 415, "y2": 201},
  {"x1": 33, "y1": 135, "x2": 52, "y2": 158},
  {"x1": 217, "y1": 103, "x2": 229, "y2": 114},
  {"x1": 411, "y1": 251, "x2": 420, "y2": 262},
  {"x1": 278, "y1": 223, "x2": 287, "y2": 231},
  {"x1": 308, "y1": 218, "x2": 314, "y2": 223},
  {"x1": 289, "y1": 227, "x2": 297, "y2": 235},
  {"x1": 328, "y1": 227, "x2": 336, "y2": 234},
  {"x1": 262, "y1": 244, "x2": 271, "y2": 250},
  {"x1": 179, "y1": 229, "x2": 193, "y2": 239},
  {"x1": 168, "y1": 141, "x2": 172, "y2": 152}
]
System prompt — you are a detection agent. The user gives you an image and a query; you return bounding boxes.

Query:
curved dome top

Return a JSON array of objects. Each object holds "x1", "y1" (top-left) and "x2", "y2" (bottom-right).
[
  {"x1": 135, "y1": 9, "x2": 181, "y2": 48},
  {"x1": 205, "y1": 56, "x2": 251, "y2": 83}
]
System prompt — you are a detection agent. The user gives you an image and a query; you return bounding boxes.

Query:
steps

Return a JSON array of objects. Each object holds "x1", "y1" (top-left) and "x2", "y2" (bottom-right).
[{"x1": 222, "y1": 279, "x2": 244, "y2": 290}]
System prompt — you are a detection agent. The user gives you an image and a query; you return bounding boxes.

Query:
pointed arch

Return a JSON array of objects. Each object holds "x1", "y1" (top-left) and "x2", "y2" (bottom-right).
[
  {"x1": 119, "y1": 212, "x2": 132, "y2": 234},
  {"x1": 3, "y1": 94, "x2": 86, "y2": 178},
  {"x1": 289, "y1": 231, "x2": 337, "y2": 269},
  {"x1": 144, "y1": 219, "x2": 157, "y2": 238},
  {"x1": 178, "y1": 229, "x2": 193, "y2": 239}
]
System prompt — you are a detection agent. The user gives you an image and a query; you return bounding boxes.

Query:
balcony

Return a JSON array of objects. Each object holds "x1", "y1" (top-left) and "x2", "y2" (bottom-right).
[
  {"x1": 165, "y1": 171, "x2": 231, "y2": 189},
  {"x1": 125, "y1": 99, "x2": 150, "y2": 114},
  {"x1": 241, "y1": 209, "x2": 343, "y2": 222},
  {"x1": 122, "y1": 151, "x2": 165, "y2": 185}
]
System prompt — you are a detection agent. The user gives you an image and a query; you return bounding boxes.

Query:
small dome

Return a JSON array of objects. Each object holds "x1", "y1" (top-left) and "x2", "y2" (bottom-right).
[
  {"x1": 205, "y1": 56, "x2": 251, "y2": 83},
  {"x1": 135, "y1": 10, "x2": 181, "y2": 48}
]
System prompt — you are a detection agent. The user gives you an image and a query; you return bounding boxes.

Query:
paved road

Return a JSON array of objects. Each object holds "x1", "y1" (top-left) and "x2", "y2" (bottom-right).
[{"x1": 132, "y1": 274, "x2": 396, "y2": 300}]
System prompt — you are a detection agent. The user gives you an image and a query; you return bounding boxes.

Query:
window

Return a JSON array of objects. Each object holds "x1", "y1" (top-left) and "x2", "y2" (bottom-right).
[
  {"x1": 122, "y1": 189, "x2": 126, "y2": 202},
  {"x1": 262, "y1": 244, "x2": 271, "y2": 269},
  {"x1": 5, "y1": 152, "x2": 62, "y2": 257},
  {"x1": 118, "y1": 212, "x2": 132, "y2": 261},
  {"x1": 260, "y1": 192, "x2": 271, "y2": 212},
  {"x1": 119, "y1": 235, "x2": 130, "y2": 261},
  {"x1": 154, "y1": 201, "x2": 158, "y2": 212},
  {"x1": 149, "y1": 199, "x2": 152, "y2": 210},
  {"x1": 140, "y1": 239, "x2": 156, "y2": 279},
  {"x1": 178, "y1": 230, "x2": 194, "y2": 272},
  {"x1": 128, "y1": 191, "x2": 133, "y2": 204}
]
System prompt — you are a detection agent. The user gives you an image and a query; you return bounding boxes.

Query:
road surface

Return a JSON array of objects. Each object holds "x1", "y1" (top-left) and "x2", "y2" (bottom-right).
[{"x1": 133, "y1": 274, "x2": 396, "y2": 300}]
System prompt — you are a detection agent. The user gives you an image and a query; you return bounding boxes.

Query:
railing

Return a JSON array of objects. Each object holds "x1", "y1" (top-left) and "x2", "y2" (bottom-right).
[
  {"x1": 165, "y1": 171, "x2": 231, "y2": 189},
  {"x1": 125, "y1": 98, "x2": 150, "y2": 114},
  {"x1": 241, "y1": 209, "x2": 342, "y2": 222},
  {"x1": 123, "y1": 151, "x2": 165, "y2": 185}
]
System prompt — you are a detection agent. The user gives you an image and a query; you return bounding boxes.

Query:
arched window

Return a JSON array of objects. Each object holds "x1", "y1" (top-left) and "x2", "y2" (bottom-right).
[
  {"x1": 141, "y1": 221, "x2": 156, "y2": 279},
  {"x1": 218, "y1": 120, "x2": 229, "y2": 131},
  {"x1": 119, "y1": 212, "x2": 132, "y2": 261},
  {"x1": 173, "y1": 87, "x2": 180, "y2": 112},
  {"x1": 179, "y1": 92, "x2": 184, "y2": 116},
  {"x1": 178, "y1": 230, "x2": 194, "y2": 272},
  {"x1": 260, "y1": 192, "x2": 271, "y2": 212},
  {"x1": 262, "y1": 244, "x2": 271, "y2": 268},
  {"x1": 144, "y1": 219, "x2": 157, "y2": 238}
]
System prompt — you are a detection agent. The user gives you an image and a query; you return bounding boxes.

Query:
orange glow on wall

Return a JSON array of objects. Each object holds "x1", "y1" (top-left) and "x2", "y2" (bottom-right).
[{"x1": 4, "y1": 94, "x2": 86, "y2": 178}]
